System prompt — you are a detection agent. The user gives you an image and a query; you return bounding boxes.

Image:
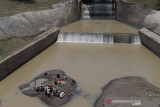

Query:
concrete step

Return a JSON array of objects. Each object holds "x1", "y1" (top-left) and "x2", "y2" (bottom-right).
[
  {"x1": 82, "y1": 0, "x2": 114, "y2": 4},
  {"x1": 81, "y1": 16, "x2": 115, "y2": 20},
  {"x1": 81, "y1": 12, "x2": 115, "y2": 19},
  {"x1": 82, "y1": 14, "x2": 115, "y2": 19},
  {"x1": 82, "y1": 11, "x2": 114, "y2": 15},
  {"x1": 82, "y1": 10, "x2": 114, "y2": 14},
  {"x1": 84, "y1": 4, "x2": 114, "y2": 7},
  {"x1": 81, "y1": 4, "x2": 115, "y2": 19},
  {"x1": 83, "y1": 4, "x2": 113, "y2": 11},
  {"x1": 83, "y1": 8, "x2": 113, "y2": 12},
  {"x1": 81, "y1": 14, "x2": 115, "y2": 19},
  {"x1": 58, "y1": 32, "x2": 141, "y2": 44}
]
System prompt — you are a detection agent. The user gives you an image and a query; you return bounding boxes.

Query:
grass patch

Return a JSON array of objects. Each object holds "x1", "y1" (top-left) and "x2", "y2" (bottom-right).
[
  {"x1": 145, "y1": 89, "x2": 160, "y2": 99},
  {"x1": 152, "y1": 90, "x2": 160, "y2": 94},
  {"x1": 127, "y1": 0, "x2": 160, "y2": 10},
  {"x1": 0, "y1": 32, "x2": 42, "y2": 61},
  {"x1": 0, "y1": 0, "x2": 70, "y2": 17}
]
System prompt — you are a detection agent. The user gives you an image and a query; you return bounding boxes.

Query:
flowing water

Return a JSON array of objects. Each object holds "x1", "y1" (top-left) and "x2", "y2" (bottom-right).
[
  {"x1": 0, "y1": 20, "x2": 160, "y2": 107},
  {"x1": 58, "y1": 32, "x2": 141, "y2": 44},
  {"x1": 81, "y1": 0, "x2": 115, "y2": 19},
  {"x1": 58, "y1": 20, "x2": 140, "y2": 44},
  {"x1": 0, "y1": 43, "x2": 160, "y2": 107},
  {"x1": 60, "y1": 20, "x2": 138, "y2": 33}
]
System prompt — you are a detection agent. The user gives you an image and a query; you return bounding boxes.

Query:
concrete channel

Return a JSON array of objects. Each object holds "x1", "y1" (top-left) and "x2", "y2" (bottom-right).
[{"x1": 0, "y1": 0, "x2": 160, "y2": 107}]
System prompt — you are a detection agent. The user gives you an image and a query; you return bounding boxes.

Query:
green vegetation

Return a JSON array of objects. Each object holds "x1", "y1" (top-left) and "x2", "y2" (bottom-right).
[
  {"x1": 152, "y1": 90, "x2": 160, "y2": 94},
  {"x1": 127, "y1": 0, "x2": 160, "y2": 10},
  {"x1": 0, "y1": 33, "x2": 41, "y2": 61},
  {"x1": 146, "y1": 89, "x2": 160, "y2": 99},
  {"x1": 0, "y1": 0, "x2": 69, "y2": 17}
]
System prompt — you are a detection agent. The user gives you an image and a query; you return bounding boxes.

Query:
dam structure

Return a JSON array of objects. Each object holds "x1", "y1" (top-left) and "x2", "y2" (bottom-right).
[
  {"x1": 81, "y1": 0, "x2": 115, "y2": 19},
  {"x1": 0, "y1": 0, "x2": 160, "y2": 107},
  {"x1": 58, "y1": 0, "x2": 140, "y2": 44},
  {"x1": 58, "y1": 20, "x2": 140, "y2": 44}
]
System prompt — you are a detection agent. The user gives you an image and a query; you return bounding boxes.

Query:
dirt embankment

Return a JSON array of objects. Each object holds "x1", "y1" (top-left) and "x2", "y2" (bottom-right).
[{"x1": 0, "y1": 0, "x2": 80, "y2": 39}]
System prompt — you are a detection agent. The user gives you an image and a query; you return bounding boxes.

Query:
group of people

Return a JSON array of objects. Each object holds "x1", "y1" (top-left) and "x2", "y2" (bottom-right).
[{"x1": 33, "y1": 74, "x2": 67, "y2": 98}]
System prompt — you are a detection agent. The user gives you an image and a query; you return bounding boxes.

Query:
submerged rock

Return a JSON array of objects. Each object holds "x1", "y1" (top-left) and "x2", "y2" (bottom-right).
[
  {"x1": 19, "y1": 70, "x2": 77, "y2": 106},
  {"x1": 95, "y1": 76, "x2": 160, "y2": 107}
]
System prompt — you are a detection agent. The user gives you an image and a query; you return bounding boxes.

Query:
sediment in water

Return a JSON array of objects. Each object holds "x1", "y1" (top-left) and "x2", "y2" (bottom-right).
[
  {"x1": 19, "y1": 70, "x2": 77, "y2": 107},
  {"x1": 95, "y1": 76, "x2": 160, "y2": 107}
]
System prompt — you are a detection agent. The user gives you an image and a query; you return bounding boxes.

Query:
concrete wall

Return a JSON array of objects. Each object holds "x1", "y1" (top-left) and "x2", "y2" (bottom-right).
[
  {"x1": 52, "y1": 0, "x2": 81, "y2": 27},
  {"x1": 139, "y1": 28, "x2": 160, "y2": 58},
  {"x1": 0, "y1": 27, "x2": 59, "y2": 81},
  {"x1": 0, "y1": 0, "x2": 81, "y2": 39},
  {"x1": 116, "y1": 0, "x2": 160, "y2": 35}
]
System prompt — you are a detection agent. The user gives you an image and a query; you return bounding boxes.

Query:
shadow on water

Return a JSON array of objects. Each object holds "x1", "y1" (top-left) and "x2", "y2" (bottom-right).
[{"x1": 61, "y1": 86, "x2": 100, "y2": 107}]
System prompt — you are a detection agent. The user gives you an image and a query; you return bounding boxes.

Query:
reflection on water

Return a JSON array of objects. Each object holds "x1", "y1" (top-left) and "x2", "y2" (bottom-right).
[{"x1": 0, "y1": 43, "x2": 160, "y2": 107}]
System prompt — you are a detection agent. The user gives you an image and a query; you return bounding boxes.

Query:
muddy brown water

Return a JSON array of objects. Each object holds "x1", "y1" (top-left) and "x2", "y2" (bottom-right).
[
  {"x1": 0, "y1": 43, "x2": 160, "y2": 107},
  {"x1": 60, "y1": 20, "x2": 138, "y2": 33},
  {"x1": 0, "y1": 20, "x2": 160, "y2": 107}
]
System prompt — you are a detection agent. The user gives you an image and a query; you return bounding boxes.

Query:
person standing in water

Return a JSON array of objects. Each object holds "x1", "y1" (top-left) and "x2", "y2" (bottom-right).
[
  {"x1": 47, "y1": 86, "x2": 50, "y2": 98},
  {"x1": 64, "y1": 76, "x2": 66, "y2": 80},
  {"x1": 34, "y1": 82, "x2": 36, "y2": 91}
]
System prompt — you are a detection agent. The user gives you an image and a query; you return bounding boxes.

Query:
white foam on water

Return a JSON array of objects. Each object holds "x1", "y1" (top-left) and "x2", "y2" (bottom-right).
[{"x1": 57, "y1": 32, "x2": 141, "y2": 44}]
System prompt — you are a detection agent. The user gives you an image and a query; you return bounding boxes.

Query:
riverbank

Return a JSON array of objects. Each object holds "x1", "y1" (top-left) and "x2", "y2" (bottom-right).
[
  {"x1": 0, "y1": 0, "x2": 81, "y2": 38},
  {"x1": 19, "y1": 70, "x2": 77, "y2": 106},
  {"x1": 127, "y1": 0, "x2": 159, "y2": 10},
  {"x1": 0, "y1": 0, "x2": 69, "y2": 17},
  {"x1": 0, "y1": 27, "x2": 59, "y2": 81},
  {"x1": 0, "y1": 32, "x2": 42, "y2": 61},
  {"x1": 95, "y1": 77, "x2": 160, "y2": 107}
]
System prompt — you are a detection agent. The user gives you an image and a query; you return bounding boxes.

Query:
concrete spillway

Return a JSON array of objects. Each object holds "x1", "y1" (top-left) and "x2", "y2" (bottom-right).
[
  {"x1": 57, "y1": 32, "x2": 141, "y2": 44},
  {"x1": 59, "y1": 20, "x2": 140, "y2": 44},
  {"x1": 81, "y1": 3, "x2": 115, "y2": 19}
]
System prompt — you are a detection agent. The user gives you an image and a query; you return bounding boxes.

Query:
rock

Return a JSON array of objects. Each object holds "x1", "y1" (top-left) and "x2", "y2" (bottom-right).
[
  {"x1": 95, "y1": 76, "x2": 160, "y2": 107},
  {"x1": 144, "y1": 11, "x2": 160, "y2": 35},
  {"x1": 19, "y1": 84, "x2": 30, "y2": 90},
  {"x1": 19, "y1": 70, "x2": 77, "y2": 107}
]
